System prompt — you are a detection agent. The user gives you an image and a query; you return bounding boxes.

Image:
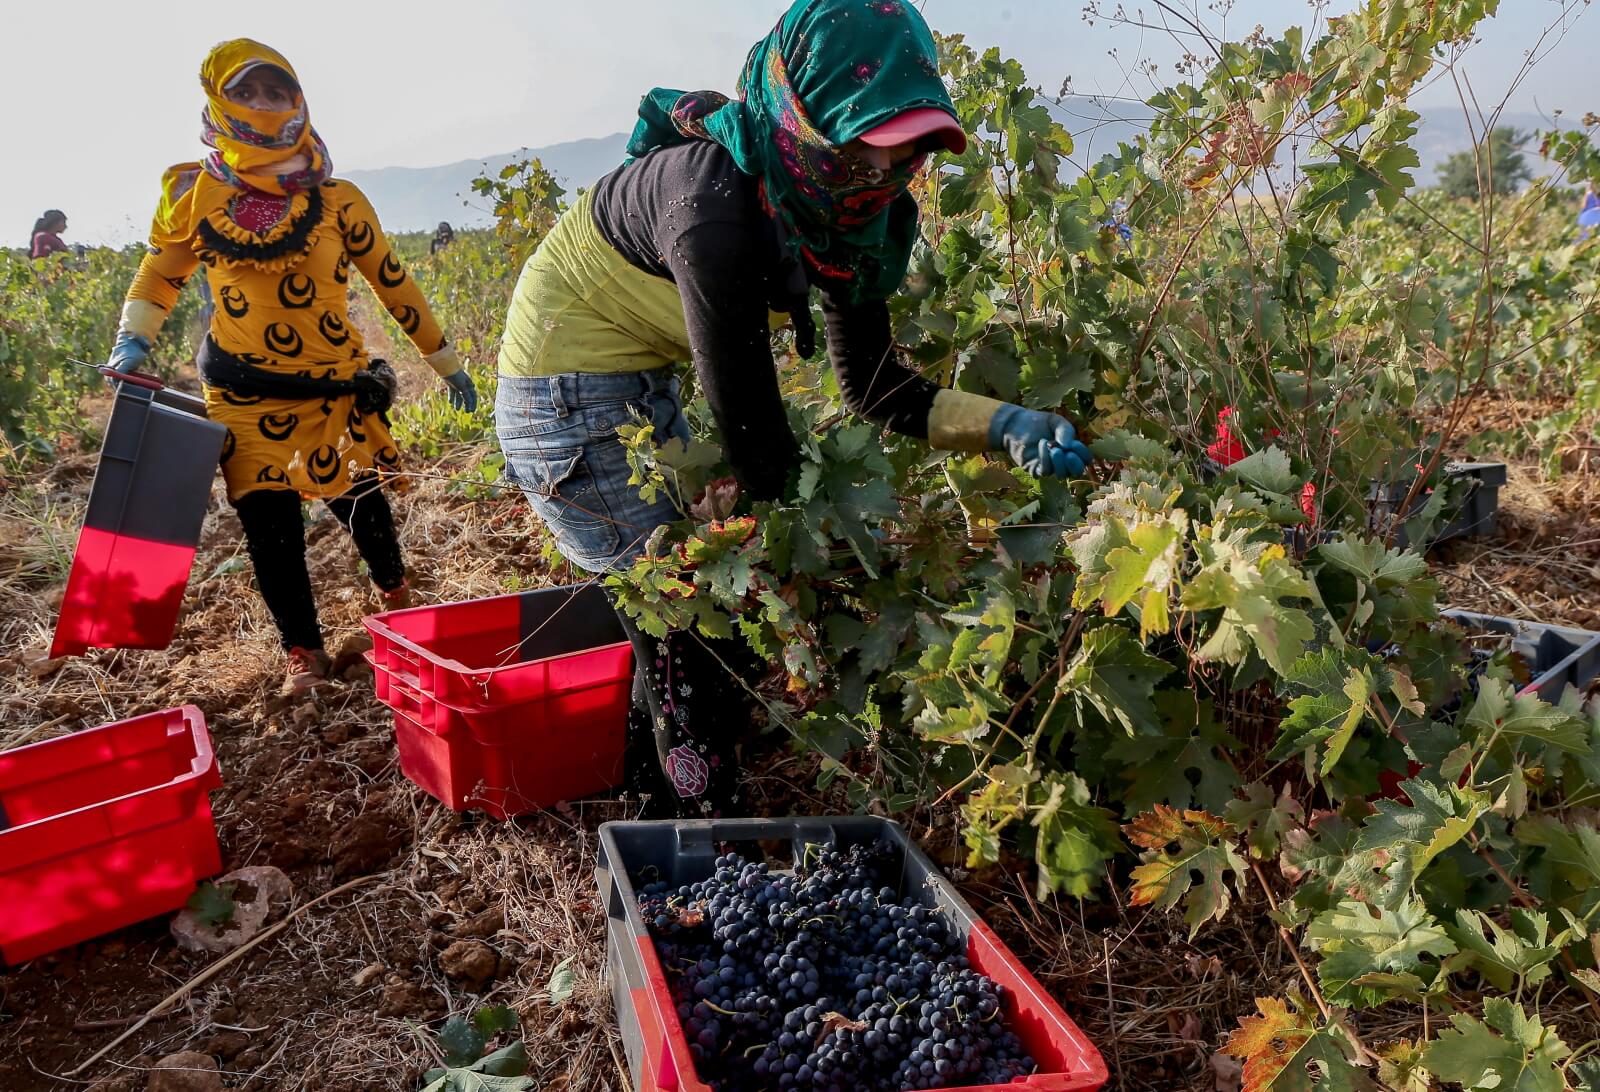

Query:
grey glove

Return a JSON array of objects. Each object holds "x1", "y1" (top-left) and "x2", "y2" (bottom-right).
[{"x1": 443, "y1": 369, "x2": 478, "y2": 413}]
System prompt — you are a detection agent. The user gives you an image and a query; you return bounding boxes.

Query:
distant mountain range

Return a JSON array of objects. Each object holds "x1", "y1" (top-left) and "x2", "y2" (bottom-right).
[
  {"x1": 343, "y1": 134, "x2": 631, "y2": 232},
  {"x1": 343, "y1": 105, "x2": 1570, "y2": 233}
]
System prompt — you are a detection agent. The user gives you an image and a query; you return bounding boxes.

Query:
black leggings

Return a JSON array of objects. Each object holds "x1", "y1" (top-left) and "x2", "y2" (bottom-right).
[
  {"x1": 607, "y1": 597, "x2": 756, "y2": 819},
  {"x1": 231, "y1": 478, "x2": 405, "y2": 651}
]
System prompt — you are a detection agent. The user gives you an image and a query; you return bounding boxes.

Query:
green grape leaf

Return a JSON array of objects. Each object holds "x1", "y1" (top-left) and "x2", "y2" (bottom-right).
[
  {"x1": 437, "y1": 1016, "x2": 488, "y2": 1069},
  {"x1": 945, "y1": 584, "x2": 1017, "y2": 685},
  {"x1": 1272, "y1": 648, "x2": 1380, "y2": 776},
  {"x1": 1280, "y1": 813, "x2": 1389, "y2": 907},
  {"x1": 546, "y1": 957, "x2": 576, "y2": 1006},
  {"x1": 1185, "y1": 545, "x2": 1316, "y2": 675},
  {"x1": 1057, "y1": 625, "x2": 1172, "y2": 735},
  {"x1": 474, "y1": 1043, "x2": 532, "y2": 1078},
  {"x1": 1444, "y1": 909, "x2": 1564, "y2": 993},
  {"x1": 421, "y1": 1072, "x2": 536, "y2": 1092},
  {"x1": 1126, "y1": 806, "x2": 1246, "y2": 937},
  {"x1": 1303, "y1": 898, "x2": 1455, "y2": 1009},
  {"x1": 1029, "y1": 772, "x2": 1123, "y2": 899},
  {"x1": 1512, "y1": 817, "x2": 1600, "y2": 908},
  {"x1": 1298, "y1": 155, "x2": 1384, "y2": 230},
  {"x1": 1424, "y1": 997, "x2": 1571, "y2": 1092},
  {"x1": 1088, "y1": 518, "x2": 1185, "y2": 638},
  {"x1": 1376, "y1": 1040, "x2": 1433, "y2": 1092},
  {"x1": 1110, "y1": 690, "x2": 1242, "y2": 813},
  {"x1": 1574, "y1": 1059, "x2": 1600, "y2": 1092},
  {"x1": 1225, "y1": 445, "x2": 1299, "y2": 495},
  {"x1": 1313, "y1": 536, "x2": 1428, "y2": 589},
  {"x1": 1089, "y1": 429, "x2": 1173, "y2": 463},
  {"x1": 185, "y1": 881, "x2": 238, "y2": 929},
  {"x1": 472, "y1": 1005, "x2": 519, "y2": 1038},
  {"x1": 1225, "y1": 782, "x2": 1304, "y2": 859},
  {"x1": 1356, "y1": 778, "x2": 1489, "y2": 900},
  {"x1": 1465, "y1": 677, "x2": 1588, "y2": 754}
]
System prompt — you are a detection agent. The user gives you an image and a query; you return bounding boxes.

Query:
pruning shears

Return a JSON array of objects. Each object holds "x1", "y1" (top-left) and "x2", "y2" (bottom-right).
[
  {"x1": 67, "y1": 358, "x2": 208, "y2": 417},
  {"x1": 67, "y1": 358, "x2": 166, "y2": 392}
]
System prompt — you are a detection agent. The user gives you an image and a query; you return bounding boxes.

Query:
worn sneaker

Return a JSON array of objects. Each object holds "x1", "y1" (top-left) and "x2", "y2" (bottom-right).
[{"x1": 285, "y1": 646, "x2": 333, "y2": 694}]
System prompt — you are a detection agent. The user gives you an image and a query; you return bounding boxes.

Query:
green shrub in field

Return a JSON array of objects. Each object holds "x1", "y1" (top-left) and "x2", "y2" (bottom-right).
[
  {"x1": 390, "y1": 160, "x2": 567, "y2": 466},
  {"x1": 1, "y1": 246, "x2": 200, "y2": 461}
]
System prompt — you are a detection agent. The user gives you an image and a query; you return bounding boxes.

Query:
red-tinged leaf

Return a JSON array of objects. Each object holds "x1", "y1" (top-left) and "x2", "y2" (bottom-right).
[
  {"x1": 671, "y1": 906, "x2": 706, "y2": 928},
  {"x1": 817, "y1": 1012, "x2": 867, "y2": 1044},
  {"x1": 1126, "y1": 804, "x2": 1235, "y2": 850},
  {"x1": 1125, "y1": 806, "x2": 1246, "y2": 936},
  {"x1": 1223, "y1": 995, "x2": 1374, "y2": 1091}
]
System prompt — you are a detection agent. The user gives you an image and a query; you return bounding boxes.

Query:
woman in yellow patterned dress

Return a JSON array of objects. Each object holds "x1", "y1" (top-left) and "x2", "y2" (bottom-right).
[{"x1": 107, "y1": 39, "x2": 478, "y2": 690}]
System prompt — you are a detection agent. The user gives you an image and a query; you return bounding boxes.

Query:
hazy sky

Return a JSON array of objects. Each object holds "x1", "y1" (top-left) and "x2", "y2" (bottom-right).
[{"x1": 4, "y1": 0, "x2": 1593, "y2": 248}]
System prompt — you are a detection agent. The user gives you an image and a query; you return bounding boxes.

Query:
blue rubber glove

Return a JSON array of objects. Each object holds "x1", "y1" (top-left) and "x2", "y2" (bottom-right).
[
  {"x1": 443, "y1": 369, "x2": 478, "y2": 413},
  {"x1": 988, "y1": 404, "x2": 1092, "y2": 478},
  {"x1": 645, "y1": 375, "x2": 691, "y2": 447},
  {"x1": 106, "y1": 332, "x2": 151, "y2": 375},
  {"x1": 661, "y1": 409, "x2": 691, "y2": 448}
]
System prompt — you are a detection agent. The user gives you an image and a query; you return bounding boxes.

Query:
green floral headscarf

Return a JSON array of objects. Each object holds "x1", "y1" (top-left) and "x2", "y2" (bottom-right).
[{"x1": 626, "y1": 0, "x2": 956, "y2": 301}]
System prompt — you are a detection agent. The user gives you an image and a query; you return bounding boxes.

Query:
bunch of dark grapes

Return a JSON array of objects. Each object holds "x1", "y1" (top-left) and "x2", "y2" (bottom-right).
[{"x1": 636, "y1": 843, "x2": 1036, "y2": 1091}]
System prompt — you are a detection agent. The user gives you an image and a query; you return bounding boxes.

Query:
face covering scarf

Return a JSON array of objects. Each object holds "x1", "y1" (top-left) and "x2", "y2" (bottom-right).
[
  {"x1": 626, "y1": 0, "x2": 957, "y2": 301},
  {"x1": 197, "y1": 38, "x2": 332, "y2": 195},
  {"x1": 150, "y1": 39, "x2": 336, "y2": 260}
]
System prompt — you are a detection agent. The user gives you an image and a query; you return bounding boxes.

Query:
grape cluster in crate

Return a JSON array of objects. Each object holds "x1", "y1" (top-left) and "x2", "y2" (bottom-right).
[{"x1": 638, "y1": 844, "x2": 1036, "y2": 1091}]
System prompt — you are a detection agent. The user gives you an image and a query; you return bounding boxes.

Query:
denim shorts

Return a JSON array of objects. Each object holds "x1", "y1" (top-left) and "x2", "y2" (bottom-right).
[{"x1": 495, "y1": 369, "x2": 687, "y2": 573}]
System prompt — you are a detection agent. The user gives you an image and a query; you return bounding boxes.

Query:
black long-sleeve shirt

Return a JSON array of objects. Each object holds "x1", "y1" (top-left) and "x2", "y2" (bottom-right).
[{"x1": 589, "y1": 140, "x2": 939, "y2": 500}]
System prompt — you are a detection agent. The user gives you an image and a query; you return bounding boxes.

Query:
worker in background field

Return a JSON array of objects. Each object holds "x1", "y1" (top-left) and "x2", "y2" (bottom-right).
[
  {"x1": 430, "y1": 221, "x2": 455, "y2": 255},
  {"x1": 106, "y1": 39, "x2": 479, "y2": 692},
  {"x1": 1580, "y1": 180, "x2": 1600, "y2": 242},
  {"x1": 494, "y1": 0, "x2": 1091, "y2": 816},
  {"x1": 29, "y1": 210, "x2": 69, "y2": 259}
]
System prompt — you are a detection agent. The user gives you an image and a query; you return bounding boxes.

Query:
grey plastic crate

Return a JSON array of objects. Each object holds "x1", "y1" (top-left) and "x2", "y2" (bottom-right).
[
  {"x1": 1442, "y1": 609, "x2": 1600, "y2": 703},
  {"x1": 596, "y1": 816, "x2": 1107, "y2": 1092},
  {"x1": 1377, "y1": 461, "x2": 1506, "y2": 549}
]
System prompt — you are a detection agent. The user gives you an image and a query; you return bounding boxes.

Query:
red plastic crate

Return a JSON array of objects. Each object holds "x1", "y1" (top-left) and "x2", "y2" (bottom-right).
[
  {"x1": 363, "y1": 583, "x2": 634, "y2": 818},
  {"x1": 365, "y1": 585, "x2": 631, "y2": 711},
  {"x1": 371, "y1": 665, "x2": 628, "y2": 819},
  {"x1": 598, "y1": 818, "x2": 1108, "y2": 1092},
  {"x1": 0, "y1": 706, "x2": 223, "y2": 964}
]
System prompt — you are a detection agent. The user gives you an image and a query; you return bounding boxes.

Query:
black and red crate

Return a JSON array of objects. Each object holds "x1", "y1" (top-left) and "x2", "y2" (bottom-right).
[
  {"x1": 51, "y1": 383, "x2": 225, "y2": 658},
  {"x1": 364, "y1": 583, "x2": 633, "y2": 818},
  {"x1": 596, "y1": 817, "x2": 1108, "y2": 1092}
]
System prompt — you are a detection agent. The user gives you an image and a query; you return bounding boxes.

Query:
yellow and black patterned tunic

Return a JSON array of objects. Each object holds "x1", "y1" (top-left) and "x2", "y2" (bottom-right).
[{"x1": 127, "y1": 178, "x2": 444, "y2": 501}]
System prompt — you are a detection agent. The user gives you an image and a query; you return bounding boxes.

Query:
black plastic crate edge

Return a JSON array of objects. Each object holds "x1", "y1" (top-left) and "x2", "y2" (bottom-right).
[
  {"x1": 1380, "y1": 462, "x2": 1506, "y2": 549},
  {"x1": 1441, "y1": 609, "x2": 1600, "y2": 704}
]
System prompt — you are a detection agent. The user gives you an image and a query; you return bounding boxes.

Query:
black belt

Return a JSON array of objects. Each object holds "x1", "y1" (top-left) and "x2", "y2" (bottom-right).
[{"x1": 198, "y1": 336, "x2": 397, "y2": 417}]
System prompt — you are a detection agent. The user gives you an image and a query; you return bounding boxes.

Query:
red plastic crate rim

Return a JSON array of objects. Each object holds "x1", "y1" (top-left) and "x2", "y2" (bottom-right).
[
  {"x1": 600, "y1": 819, "x2": 1106, "y2": 1092},
  {"x1": 624, "y1": 923, "x2": 1105, "y2": 1092},
  {"x1": 363, "y1": 585, "x2": 631, "y2": 710},
  {"x1": 0, "y1": 706, "x2": 223, "y2": 964}
]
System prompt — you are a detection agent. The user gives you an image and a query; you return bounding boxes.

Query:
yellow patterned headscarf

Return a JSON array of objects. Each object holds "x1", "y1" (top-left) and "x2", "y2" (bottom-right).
[
  {"x1": 150, "y1": 39, "x2": 332, "y2": 252},
  {"x1": 197, "y1": 39, "x2": 331, "y2": 195}
]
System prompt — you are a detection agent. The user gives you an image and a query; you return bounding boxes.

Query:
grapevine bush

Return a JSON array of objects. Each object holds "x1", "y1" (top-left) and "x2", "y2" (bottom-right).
[
  {"x1": 389, "y1": 158, "x2": 566, "y2": 471},
  {"x1": 604, "y1": 2, "x2": 1600, "y2": 1085},
  {"x1": 0, "y1": 246, "x2": 200, "y2": 462}
]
